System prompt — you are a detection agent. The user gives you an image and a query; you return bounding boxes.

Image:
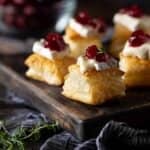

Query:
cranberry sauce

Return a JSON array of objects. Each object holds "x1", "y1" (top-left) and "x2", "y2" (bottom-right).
[
  {"x1": 44, "y1": 33, "x2": 67, "y2": 51},
  {"x1": 129, "y1": 30, "x2": 150, "y2": 47},
  {"x1": 85, "y1": 45, "x2": 110, "y2": 62},
  {"x1": 119, "y1": 5, "x2": 143, "y2": 18},
  {"x1": 75, "y1": 11, "x2": 107, "y2": 33}
]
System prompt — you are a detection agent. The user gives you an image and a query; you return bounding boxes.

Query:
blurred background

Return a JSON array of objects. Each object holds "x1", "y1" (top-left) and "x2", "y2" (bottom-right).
[
  {"x1": 77, "y1": 0, "x2": 150, "y2": 23},
  {"x1": 0, "y1": 0, "x2": 150, "y2": 37},
  {"x1": 0, "y1": 0, "x2": 149, "y2": 55}
]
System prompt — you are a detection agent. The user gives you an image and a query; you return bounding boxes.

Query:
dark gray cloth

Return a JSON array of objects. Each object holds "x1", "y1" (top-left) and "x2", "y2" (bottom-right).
[
  {"x1": 75, "y1": 121, "x2": 150, "y2": 150},
  {"x1": 0, "y1": 84, "x2": 79, "y2": 150},
  {"x1": 1, "y1": 84, "x2": 150, "y2": 150},
  {"x1": 41, "y1": 120, "x2": 150, "y2": 150},
  {"x1": 40, "y1": 132, "x2": 79, "y2": 150}
]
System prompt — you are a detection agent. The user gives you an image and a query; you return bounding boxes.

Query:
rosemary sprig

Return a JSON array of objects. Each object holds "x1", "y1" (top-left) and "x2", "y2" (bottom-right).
[
  {"x1": 98, "y1": 47, "x2": 106, "y2": 54},
  {"x1": 0, "y1": 120, "x2": 58, "y2": 150}
]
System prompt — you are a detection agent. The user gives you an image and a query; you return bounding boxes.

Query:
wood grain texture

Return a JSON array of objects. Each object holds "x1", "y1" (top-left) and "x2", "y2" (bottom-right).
[{"x1": 0, "y1": 62, "x2": 150, "y2": 140}]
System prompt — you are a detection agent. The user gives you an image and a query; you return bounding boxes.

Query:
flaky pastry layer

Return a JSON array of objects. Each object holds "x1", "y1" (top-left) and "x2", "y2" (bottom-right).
[
  {"x1": 25, "y1": 53, "x2": 75, "y2": 85},
  {"x1": 120, "y1": 53, "x2": 150, "y2": 87},
  {"x1": 62, "y1": 64, "x2": 125, "y2": 105}
]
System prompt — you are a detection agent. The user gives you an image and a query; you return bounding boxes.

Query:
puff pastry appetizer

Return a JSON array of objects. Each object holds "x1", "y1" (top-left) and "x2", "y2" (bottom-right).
[
  {"x1": 64, "y1": 11, "x2": 107, "y2": 58},
  {"x1": 62, "y1": 45, "x2": 125, "y2": 105},
  {"x1": 110, "y1": 5, "x2": 150, "y2": 58},
  {"x1": 25, "y1": 33, "x2": 75, "y2": 85},
  {"x1": 119, "y1": 30, "x2": 150, "y2": 87}
]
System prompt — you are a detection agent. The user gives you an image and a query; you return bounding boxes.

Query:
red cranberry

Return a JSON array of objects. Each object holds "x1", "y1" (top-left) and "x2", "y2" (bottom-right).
[
  {"x1": 85, "y1": 45, "x2": 98, "y2": 59},
  {"x1": 75, "y1": 11, "x2": 91, "y2": 25},
  {"x1": 129, "y1": 36, "x2": 144, "y2": 47},
  {"x1": 131, "y1": 30, "x2": 150, "y2": 39},
  {"x1": 15, "y1": 15, "x2": 26, "y2": 29},
  {"x1": 23, "y1": 5, "x2": 36, "y2": 16},
  {"x1": 120, "y1": 5, "x2": 143, "y2": 18},
  {"x1": 44, "y1": 33, "x2": 66, "y2": 51},
  {"x1": 44, "y1": 40, "x2": 60, "y2": 51},
  {"x1": 85, "y1": 45, "x2": 110, "y2": 62},
  {"x1": 95, "y1": 53, "x2": 107, "y2": 62},
  {"x1": 75, "y1": 11, "x2": 107, "y2": 33},
  {"x1": 129, "y1": 30, "x2": 150, "y2": 47},
  {"x1": 131, "y1": 29, "x2": 145, "y2": 37},
  {"x1": 12, "y1": 0, "x2": 25, "y2": 6}
]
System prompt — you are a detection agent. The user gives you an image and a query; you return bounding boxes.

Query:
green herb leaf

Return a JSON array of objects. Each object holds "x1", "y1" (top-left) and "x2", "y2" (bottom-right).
[
  {"x1": 97, "y1": 47, "x2": 106, "y2": 54},
  {"x1": 0, "y1": 120, "x2": 59, "y2": 150}
]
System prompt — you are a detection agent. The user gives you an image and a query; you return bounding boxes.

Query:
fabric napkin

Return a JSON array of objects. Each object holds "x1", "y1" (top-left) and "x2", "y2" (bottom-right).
[{"x1": 1, "y1": 84, "x2": 150, "y2": 150}]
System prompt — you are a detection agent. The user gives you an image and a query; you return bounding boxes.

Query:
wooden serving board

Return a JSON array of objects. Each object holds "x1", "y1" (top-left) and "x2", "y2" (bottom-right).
[{"x1": 0, "y1": 61, "x2": 150, "y2": 141}]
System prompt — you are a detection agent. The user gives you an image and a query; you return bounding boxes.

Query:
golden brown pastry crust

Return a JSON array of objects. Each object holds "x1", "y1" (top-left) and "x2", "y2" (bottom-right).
[
  {"x1": 62, "y1": 64, "x2": 125, "y2": 105},
  {"x1": 120, "y1": 53, "x2": 150, "y2": 87},
  {"x1": 110, "y1": 23, "x2": 132, "y2": 58},
  {"x1": 25, "y1": 53, "x2": 75, "y2": 85},
  {"x1": 64, "y1": 26, "x2": 102, "y2": 58},
  {"x1": 110, "y1": 23, "x2": 150, "y2": 59}
]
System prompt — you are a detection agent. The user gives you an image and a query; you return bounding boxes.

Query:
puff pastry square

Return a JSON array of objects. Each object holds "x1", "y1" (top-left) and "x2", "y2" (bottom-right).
[
  {"x1": 64, "y1": 27, "x2": 102, "y2": 58},
  {"x1": 25, "y1": 54, "x2": 75, "y2": 85},
  {"x1": 62, "y1": 64, "x2": 125, "y2": 105},
  {"x1": 120, "y1": 53, "x2": 150, "y2": 87}
]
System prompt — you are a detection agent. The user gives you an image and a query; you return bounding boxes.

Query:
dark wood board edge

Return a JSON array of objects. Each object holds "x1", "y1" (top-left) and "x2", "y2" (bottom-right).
[{"x1": 78, "y1": 105, "x2": 150, "y2": 140}]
